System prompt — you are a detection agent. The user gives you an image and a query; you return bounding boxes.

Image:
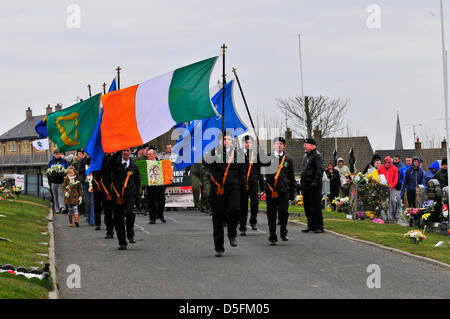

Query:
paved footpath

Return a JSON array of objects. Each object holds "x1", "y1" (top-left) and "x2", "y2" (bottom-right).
[{"x1": 54, "y1": 209, "x2": 450, "y2": 299}]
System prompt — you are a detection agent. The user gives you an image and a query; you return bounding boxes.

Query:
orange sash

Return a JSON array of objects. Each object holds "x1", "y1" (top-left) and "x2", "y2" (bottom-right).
[
  {"x1": 246, "y1": 151, "x2": 254, "y2": 191},
  {"x1": 93, "y1": 177, "x2": 101, "y2": 192},
  {"x1": 267, "y1": 155, "x2": 285, "y2": 198},
  {"x1": 210, "y1": 151, "x2": 235, "y2": 195},
  {"x1": 112, "y1": 171, "x2": 132, "y2": 205},
  {"x1": 100, "y1": 178, "x2": 112, "y2": 201}
]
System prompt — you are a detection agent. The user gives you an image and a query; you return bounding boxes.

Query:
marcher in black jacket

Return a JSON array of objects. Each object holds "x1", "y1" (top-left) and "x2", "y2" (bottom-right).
[
  {"x1": 203, "y1": 133, "x2": 245, "y2": 257},
  {"x1": 301, "y1": 138, "x2": 324, "y2": 233},
  {"x1": 325, "y1": 162, "x2": 340, "y2": 211},
  {"x1": 264, "y1": 137, "x2": 296, "y2": 245},
  {"x1": 98, "y1": 153, "x2": 115, "y2": 239},
  {"x1": 109, "y1": 148, "x2": 141, "y2": 250},
  {"x1": 239, "y1": 135, "x2": 265, "y2": 234}
]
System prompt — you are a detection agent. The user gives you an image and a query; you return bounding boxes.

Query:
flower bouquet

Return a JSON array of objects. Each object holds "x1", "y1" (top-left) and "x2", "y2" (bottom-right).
[
  {"x1": 333, "y1": 196, "x2": 350, "y2": 213},
  {"x1": 45, "y1": 164, "x2": 67, "y2": 177},
  {"x1": 423, "y1": 200, "x2": 436, "y2": 213},
  {"x1": 11, "y1": 185, "x2": 22, "y2": 196},
  {"x1": 404, "y1": 230, "x2": 426, "y2": 244},
  {"x1": 405, "y1": 208, "x2": 420, "y2": 219},
  {"x1": 294, "y1": 195, "x2": 303, "y2": 207}
]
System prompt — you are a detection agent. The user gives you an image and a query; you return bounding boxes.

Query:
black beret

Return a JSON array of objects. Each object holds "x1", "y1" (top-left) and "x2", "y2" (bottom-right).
[
  {"x1": 442, "y1": 157, "x2": 447, "y2": 166},
  {"x1": 272, "y1": 137, "x2": 286, "y2": 144},
  {"x1": 304, "y1": 138, "x2": 316, "y2": 145},
  {"x1": 242, "y1": 135, "x2": 254, "y2": 142}
]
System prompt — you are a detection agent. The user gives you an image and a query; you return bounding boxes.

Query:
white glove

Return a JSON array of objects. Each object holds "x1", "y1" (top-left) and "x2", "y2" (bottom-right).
[
  {"x1": 65, "y1": 192, "x2": 70, "y2": 198},
  {"x1": 78, "y1": 197, "x2": 83, "y2": 205}
]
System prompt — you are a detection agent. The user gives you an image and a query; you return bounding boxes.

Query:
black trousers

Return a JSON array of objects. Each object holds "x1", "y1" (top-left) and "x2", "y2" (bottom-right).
[
  {"x1": 239, "y1": 182, "x2": 259, "y2": 231},
  {"x1": 102, "y1": 195, "x2": 114, "y2": 236},
  {"x1": 211, "y1": 186, "x2": 240, "y2": 252},
  {"x1": 113, "y1": 197, "x2": 136, "y2": 246},
  {"x1": 303, "y1": 185, "x2": 323, "y2": 230},
  {"x1": 266, "y1": 191, "x2": 289, "y2": 242},
  {"x1": 407, "y1": 189, "x2": 416, "y2": 208},
  {"x1": 147, "y1": 187, "x2": 165, "y2": 221},
  {"x1": 93, "y1": 189, "x2": 103, "y2": 227}
]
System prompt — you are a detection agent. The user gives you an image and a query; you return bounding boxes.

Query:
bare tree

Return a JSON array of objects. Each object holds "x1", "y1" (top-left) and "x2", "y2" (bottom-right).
[{"x1": 276, "y1": 95, "x2": 350, "y2": 138}]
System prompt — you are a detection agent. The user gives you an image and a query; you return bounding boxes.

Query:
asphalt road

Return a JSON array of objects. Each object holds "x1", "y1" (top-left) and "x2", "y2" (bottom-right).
[{"x1": 54, "y1": 209, "x2": 450, "y2": 299}]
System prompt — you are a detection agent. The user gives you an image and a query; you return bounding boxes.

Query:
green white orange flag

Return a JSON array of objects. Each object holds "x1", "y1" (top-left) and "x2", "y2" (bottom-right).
[{"x1": 100, "y1": 57, "x2": 219, "y2": 153}]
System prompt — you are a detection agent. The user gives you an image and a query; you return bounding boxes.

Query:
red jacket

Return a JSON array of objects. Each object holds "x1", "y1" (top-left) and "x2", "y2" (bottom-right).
[{"x1": 377, "y1": 156, "x2": 398, "y2": 190}]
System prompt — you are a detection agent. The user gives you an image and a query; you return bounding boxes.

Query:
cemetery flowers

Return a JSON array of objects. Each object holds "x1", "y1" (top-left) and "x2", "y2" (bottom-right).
[{"x1": 404, "y1": 230, "x2": 426, "y2": 243}]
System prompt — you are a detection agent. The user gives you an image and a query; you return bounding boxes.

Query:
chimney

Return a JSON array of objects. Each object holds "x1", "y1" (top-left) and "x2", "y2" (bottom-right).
[
  {"x1": 26, "y1": 107, "x2": 32, "y2": 120},
  {"x1": 46, "y1": 104, "x2": 52, "y2": 115},
  {"x1": 285, "y1": 127, "x2": 292, "y2": 142},
  {"x1": 55, "y1": 103, "x2": 62, "y2": 112},
  {"x1": 442, "y1": 138, "x2": 447, "y2": 150},
  {"x1": 313, "y1": 126, "x2": 322, "y2": 140},
  {"x1": 414, "y1": 137, "x2": 421, "y2": 150}
]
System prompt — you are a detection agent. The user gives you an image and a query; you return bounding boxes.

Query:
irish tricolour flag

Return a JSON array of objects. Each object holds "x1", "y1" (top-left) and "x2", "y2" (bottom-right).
[{"x1": 101, "y1": 57, "x2": 219, "y2": 153}]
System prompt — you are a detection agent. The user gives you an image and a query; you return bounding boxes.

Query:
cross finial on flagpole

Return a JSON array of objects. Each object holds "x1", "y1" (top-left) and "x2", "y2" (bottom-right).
[
  {"x1": 221, "y1": 44, "x2": 227, "y2": 54},
  {"x1": 116, "y1": 66, "x2": 121, "y2": 75},
  {"x1": 102, "y1": 83, "x2": 106, "y2": 94},
  {"x1": 87, "y1": 84, "x2": 92, "y2": 97},
  {"x1": 232, "y1": 67, "x2": 237, "y2": 75}
]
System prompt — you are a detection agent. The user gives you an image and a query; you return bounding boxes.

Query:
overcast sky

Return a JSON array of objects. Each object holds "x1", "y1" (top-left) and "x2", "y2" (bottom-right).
[{"x1": 1, "y1": 0, "x2": 449, "y2": 151}]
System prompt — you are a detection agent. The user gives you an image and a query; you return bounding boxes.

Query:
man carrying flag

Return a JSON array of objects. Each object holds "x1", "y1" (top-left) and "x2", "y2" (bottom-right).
[{"x1": 203, "y1": 132, "x2": 246, "y2": 257}]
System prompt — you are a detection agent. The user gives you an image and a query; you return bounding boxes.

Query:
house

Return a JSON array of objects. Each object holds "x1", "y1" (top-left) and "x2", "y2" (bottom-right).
[
  {"x1": 284, "y1": 127, "x2": 375, "y2": 176},
  {"x1": 0, "y1": 105, "x2": 60, "y2": 176}
]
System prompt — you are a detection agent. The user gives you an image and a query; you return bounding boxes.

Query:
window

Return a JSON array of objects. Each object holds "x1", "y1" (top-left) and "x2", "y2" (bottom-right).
[
  {"x1": 8, "y1": 141, "x2": 16, "y2": 152},
  {"x1": 23, "y1": 141, "x2": 30, "y2": 154}
]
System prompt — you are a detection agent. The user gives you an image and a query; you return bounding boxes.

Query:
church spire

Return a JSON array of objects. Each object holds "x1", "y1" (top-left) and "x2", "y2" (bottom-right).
[{"x1": 395, "y1": 112, "x2": 403, "y2": 150}]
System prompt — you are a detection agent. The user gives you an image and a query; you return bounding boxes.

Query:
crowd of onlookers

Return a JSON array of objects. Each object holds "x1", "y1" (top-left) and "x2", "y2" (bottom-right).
[{"x1": 323, "y1": 154, "x2": 448, "y2": 223}]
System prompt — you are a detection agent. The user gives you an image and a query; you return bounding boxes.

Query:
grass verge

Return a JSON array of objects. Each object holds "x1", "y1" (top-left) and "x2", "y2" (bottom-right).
[
  {"x1": 0, "y1": 195, "x2": 52, "y2": 298},
  {"x1": 258, "y1": 202, "x2": 450, "y2": 265}
]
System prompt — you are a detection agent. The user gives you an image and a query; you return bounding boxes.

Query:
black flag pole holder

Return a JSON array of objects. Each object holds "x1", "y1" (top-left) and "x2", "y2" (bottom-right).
[{"x1": 221, "y1": 44, "x2": 227, "y2": 161}]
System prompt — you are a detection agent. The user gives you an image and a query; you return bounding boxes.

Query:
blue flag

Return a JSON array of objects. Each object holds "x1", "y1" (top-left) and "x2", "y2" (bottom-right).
[
  {"x1": 35, "y1": 116, "x2": 48, "y2": 138},
  {"x1": 86, "y1": 79, "x2": 116, "y2": 175},
  {"x1": 173, "y1": 80, "x2": 247, "y2": 170}
]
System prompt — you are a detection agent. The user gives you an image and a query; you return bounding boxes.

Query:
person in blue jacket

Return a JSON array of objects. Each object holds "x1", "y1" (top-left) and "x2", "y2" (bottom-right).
[
  {"x1": 401, "y1": 156, "x2": 424, "y2": 208},
  {"x1": 423, "y1": 160, "x2": 440, "y2": 189}
]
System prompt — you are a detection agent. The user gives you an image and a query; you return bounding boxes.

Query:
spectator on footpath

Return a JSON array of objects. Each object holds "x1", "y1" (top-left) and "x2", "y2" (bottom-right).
[
  {"x1": 48, "y1": 149, "x2": 69, "y2": 214},
  {"x1": 377, "y1": 157, "x2": 400, "y2": 222},
  {"x1": 398, "y1": 156, "x2": 412, "y2": 203},
  {"x1": 335, "y1": 158, "x2": 350, "y2": 197},
  {"x1": 401, "y1": 156, "x2": 424, "y2": 208},
  {"x1": 423, "y1": 160, "x2": 440, "y2": 189},
  {"x1": 363, "y1": 154, "x2": 381, "y2": 174},
  {"x1": 62, "y1": 166, "x2": 83, "y2": 227},
  {"x1": 325, "y1": 162, "x2": 340, "y2": 211},
  {"x1": 433, "y1": 157, "x2": 448, "y2": 188}
]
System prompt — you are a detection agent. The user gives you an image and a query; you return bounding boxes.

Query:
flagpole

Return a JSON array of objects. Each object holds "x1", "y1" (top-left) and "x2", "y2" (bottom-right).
[
  {"x1": 440, "y1": 0, "x2": 450, "y2": 203},
  {"x1": 221, "y1": 44, "x2": 227, "y2": 159},
  {"x1": 231, "y1": 67, "x2": 261, "y2": 149},
  {"x1": 87, "y1": 84, "x2": 92, "y2": 97},
  {"x1": 298, "y1": 34, "x2": 305, "y2": 98},
  {"x1": 116, "y1": 66, "x2": 122, "y2": 90},
  {"x1": 102, "y1": 83, "x2": 106, "y2": 94}
]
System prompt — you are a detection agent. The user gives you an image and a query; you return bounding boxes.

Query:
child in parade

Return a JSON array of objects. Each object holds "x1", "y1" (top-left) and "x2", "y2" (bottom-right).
[{"x1": 62, "y1": 166, "x2": 83, "y2": 227}]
